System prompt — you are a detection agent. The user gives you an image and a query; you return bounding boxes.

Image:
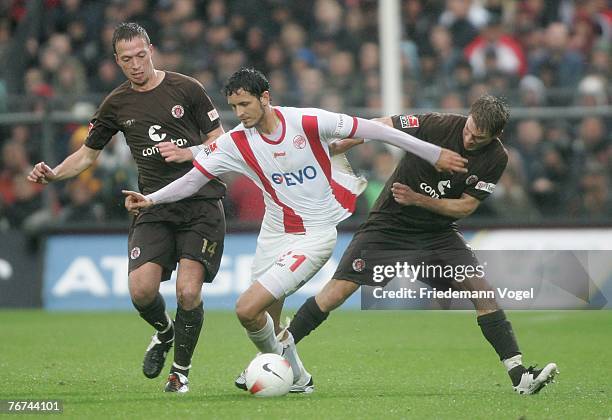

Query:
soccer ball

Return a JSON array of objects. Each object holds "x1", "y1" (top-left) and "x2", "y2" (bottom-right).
[{"x1": 245, "y1": 353, "x2": 294, "y2": 397}]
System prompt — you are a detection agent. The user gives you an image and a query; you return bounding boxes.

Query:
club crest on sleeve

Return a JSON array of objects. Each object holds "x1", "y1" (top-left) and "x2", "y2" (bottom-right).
[
  {"x1": 399, "y1": 115, "x2": 419, "y2": 129},
  {"x1": 88, "y1": 122, "x2": 94, "y2": 134},
  {"x1": 293, "y1": 135, "x2": 306, "y2": 149},
  {"x1": 465, "y1": 175, "x2": 479, "y2": 185},
  {"x1": 352, "y1": 258, "x2": 365, "y2": 272},
  {"x1": 130, "y1": 247, "x2": 141, "y2": 260},
  {"x1": 171, "y1": 105, "x2": 184, "y2": 119}
]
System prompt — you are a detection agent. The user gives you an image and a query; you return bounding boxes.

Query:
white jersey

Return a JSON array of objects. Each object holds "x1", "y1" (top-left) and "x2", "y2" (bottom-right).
[{"x1": 193, "y1": 106, "x2": 366, "y2": 234}]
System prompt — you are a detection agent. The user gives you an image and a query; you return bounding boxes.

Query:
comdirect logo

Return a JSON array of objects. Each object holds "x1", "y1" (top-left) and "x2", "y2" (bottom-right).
[
  {"x1": 271, "y1": 166, "x2": 317, "y2": 186},
  {"x1": 148, "y1": 125, "x2": 167, "y2": 142}
]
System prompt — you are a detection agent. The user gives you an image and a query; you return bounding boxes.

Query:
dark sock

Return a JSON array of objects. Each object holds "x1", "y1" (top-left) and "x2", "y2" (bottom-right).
[
  {"x1": 171, "y1": 301, "x2": 204, "y2": 377},
  {"x1": 288, "y1": 296, "x2": 329, "y2": 344},
  {"x1": 477, "y1": 310, "x2": 524, "y2": 386},
  {"x1": 477, "y1": 310, "x2": 521, "y2": 360},
  {"x1": 133, "y1": 293, "x2": 173, "y2": 342}
]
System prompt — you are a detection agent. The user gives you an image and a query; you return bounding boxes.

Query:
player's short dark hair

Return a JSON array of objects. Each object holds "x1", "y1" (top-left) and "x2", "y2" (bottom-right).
[
  {"x1": 223, "y1": 68, "x2": 270, "y2": 98},
  {"x1": 112, "y1": 22, "x2": 150, "y2": 54},
  {"x1": 469, "y1": 94, "x2": 510, "y2": 137}
]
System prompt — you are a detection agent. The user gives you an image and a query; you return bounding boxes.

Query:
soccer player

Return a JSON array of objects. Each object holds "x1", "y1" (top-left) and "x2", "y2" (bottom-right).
[
  {"x1": 287, "y1": 95, "x2": 559, "y2": 395},
  {"x1": 27, "y1": 23, "x2": 225, "y2": 393},
  {"x1": 122, "y1": 67, "x2": 468, "y2": 393}
]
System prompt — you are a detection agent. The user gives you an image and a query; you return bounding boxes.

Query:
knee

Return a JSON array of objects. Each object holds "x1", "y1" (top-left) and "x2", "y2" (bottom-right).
[
  {"x1": 235, "y1": 297, "x2": 259, "y2": 329},
  {"x1": 176, "y1": 283, "x2": 202, "y2": 310},
  {"x1": 129, "y1": 280, "x2": 157, "y2": 307}
]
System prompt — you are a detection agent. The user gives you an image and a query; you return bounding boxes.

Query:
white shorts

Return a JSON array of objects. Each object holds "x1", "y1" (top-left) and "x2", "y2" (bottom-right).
[{"x1": 251, "y1": 225, "x2": 338, "y2": 299}]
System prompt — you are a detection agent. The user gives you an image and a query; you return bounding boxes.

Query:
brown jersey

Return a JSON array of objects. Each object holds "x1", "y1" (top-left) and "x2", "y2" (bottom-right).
[
  {"x1": 85, "y1": 71, "x2": 225, "y2": 198},
  {"x1": 365, "y1": 113, "x2": 508, "y2": 233}
]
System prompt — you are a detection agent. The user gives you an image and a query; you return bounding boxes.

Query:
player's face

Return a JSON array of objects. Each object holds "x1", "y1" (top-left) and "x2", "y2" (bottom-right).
[
  {"x1": 114, "y1": 37, "x2": 155, "y2": 87},
  {"x1": 463, "y1": 116, "x2": 495, "y2": 151},
  {"x1": 227, "y1": 89, "x2": 268, "y2": 128}
]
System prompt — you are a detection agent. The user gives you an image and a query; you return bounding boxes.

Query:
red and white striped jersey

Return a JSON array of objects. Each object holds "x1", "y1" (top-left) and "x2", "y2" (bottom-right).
[{"x1": 193, "y1": 106, "x2": 365, "y2": 234}]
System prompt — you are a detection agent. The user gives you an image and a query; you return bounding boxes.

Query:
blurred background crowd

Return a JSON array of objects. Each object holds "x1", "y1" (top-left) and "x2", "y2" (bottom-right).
[{"x1": 0, "y1": 0, "x2": 610, "y2": 231}]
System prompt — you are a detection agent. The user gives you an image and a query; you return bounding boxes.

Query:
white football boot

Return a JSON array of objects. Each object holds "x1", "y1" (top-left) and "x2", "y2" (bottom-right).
[{"x1": 513, "y1": 363, "x2": 559, "y2": 395}]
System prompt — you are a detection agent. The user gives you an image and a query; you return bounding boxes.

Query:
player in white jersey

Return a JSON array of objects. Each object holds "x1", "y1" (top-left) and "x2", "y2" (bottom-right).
[{"x1": 123, "y1": 68, "x2": 468, "y2": 393}]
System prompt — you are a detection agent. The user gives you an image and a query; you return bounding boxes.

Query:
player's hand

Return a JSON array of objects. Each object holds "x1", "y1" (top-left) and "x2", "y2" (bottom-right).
[
  {"x1": 122, "y1": 190, "x2": 153, "y2": 215},
  {"x1": 391, "y1": 182, "x2": 420, "y2": 206},
  {"x1": 157, "y1": 142, "x2": 192, "y2": 163},
  {"x1": 329, "y1": 138, "x2": 364, "y2": 156},
  {"x1": 435, "y1": 148, "x2": 468, "y2": 174},
  {"x1": 27, "y1": 162, "x2": 57, "y2": 184}
]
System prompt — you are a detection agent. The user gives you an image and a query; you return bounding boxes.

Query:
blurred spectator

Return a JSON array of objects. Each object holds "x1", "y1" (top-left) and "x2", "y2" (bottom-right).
[
  {"x1": 464, "y1": 15, "x2": 527, "y2": 79},
  {"x1": 439, "y1": 0, "x2": 483, "y2": 49},
  {"x1": 429, "y1": 25, "x2": 463, "y2": 89},
  {"x1": 58, "y1": 177, "x2": 104, "y2": 223},
  {"x1": 362, "y1": 149, "x2": 397, "y2": 209},
  {"x1": 569, "y1": 163, "x2": 611, "y2": 219},
  {"x1": 530, "y1": 145, "x2": 570, "y2": 215},
  {"x1": 489, "y1": 147, "x2": 540, "y2": 220},
  {"x1": 518, "y1": 74, "x2": 547, "y2": 107},
  {"x1": 0, "y1": 140, "x2": 43, "y2": 228},
  {"x1": 515, "y1": 119, "x2": 544, "y2": 179},
  {"x1": 528, "y1": 22, "x2": 585, "y2": 102},
  {"x1": 226, "y1": 175, "x2": 265, "y2": 224}
]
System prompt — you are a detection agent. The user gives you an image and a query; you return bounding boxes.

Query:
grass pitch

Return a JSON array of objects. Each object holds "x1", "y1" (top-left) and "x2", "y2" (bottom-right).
[{"x1": 1, "y1": 310, "x2": 610, "y2": 419}]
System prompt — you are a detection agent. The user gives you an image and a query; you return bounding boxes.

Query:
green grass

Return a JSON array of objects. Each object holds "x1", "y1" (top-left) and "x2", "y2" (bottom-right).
[{"x1": 1, "y1": 310, "x2": 610, "y2": 419}]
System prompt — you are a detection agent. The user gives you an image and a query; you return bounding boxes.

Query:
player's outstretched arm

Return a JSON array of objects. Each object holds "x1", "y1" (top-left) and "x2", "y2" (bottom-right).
[
  {"x1": 158, "y1": 126, "x2": 226, "y2": 163},
  {"x1": 27, "y1": 145, "x2": 101, "y2": 184},
  {"x1": 122, "y1": 166, "x2": 210, "y2": 213},
  {"x1": 391, "y1": 182, "x2": 479, "y2": 219},
  {"x1": 353, "y1": 118, "x2": 468, "y2": 173}
]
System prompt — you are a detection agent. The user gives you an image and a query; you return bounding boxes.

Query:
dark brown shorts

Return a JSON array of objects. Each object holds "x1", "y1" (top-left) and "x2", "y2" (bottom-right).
[
  {"x1": 128, "y1": 198, "x2": 225, "y2": 282},
  {"x1": 334, "y1": 227, "x2": 479, "y2": 288}
]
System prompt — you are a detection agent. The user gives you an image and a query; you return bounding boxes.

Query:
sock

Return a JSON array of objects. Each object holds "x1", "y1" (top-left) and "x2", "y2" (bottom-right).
[
  {"x1": 505, "y1": 355, "x2": 527, "y2": 386},
  {"x1": 279, "y1": 331, "x2": 303, "y2": 381},
  {"x1": 288, "y1": 296, "x2": 329, "y2": 344},
  {"x1": 171, "y1": 301, "x2": 204, "y2": 377},
  {"x1": 133, "y1": 293, "x2": 173, "y2": 342},
  {"x1": 477, "y1": 310, "x2": 524, "y2": 386},
  {"x1": 246, "y1": 312, "x2": 282, "y2": 354}
]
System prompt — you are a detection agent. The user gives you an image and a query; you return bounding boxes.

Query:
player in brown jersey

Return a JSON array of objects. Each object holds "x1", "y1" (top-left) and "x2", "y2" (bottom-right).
[
  {"x1": 27, "y1": 23, "x2": 224, "y2": 393},
  {"x1": 287, "y1": 95, "x2": 558, "y2": 395}
]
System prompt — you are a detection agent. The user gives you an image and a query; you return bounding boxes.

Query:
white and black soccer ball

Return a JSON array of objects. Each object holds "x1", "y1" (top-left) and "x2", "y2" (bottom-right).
[{"x1": 245, "y1": 353, "x2": 294, "y2": 397}]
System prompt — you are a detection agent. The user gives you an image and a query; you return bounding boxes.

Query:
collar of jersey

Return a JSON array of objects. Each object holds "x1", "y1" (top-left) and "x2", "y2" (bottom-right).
[{"x1": 259, "y1": 108, "x2": 286, "y2": 145}]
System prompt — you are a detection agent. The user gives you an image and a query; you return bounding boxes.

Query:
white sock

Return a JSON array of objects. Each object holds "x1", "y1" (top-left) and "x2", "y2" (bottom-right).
[
  {"x1": 246, "y1": 312, "x2": 282, "y2": 354},
  {"x1": 503, "y1": 354, "x2": 523, "y2": 371},
  {"x1": 279, "y1": 330, "x2": 304, "y2": 382}
]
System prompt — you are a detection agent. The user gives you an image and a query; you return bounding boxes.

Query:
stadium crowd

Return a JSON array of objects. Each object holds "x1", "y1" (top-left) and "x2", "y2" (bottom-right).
[{"x1": 0, "y1": 0, "x2": 610, "y2": 230}]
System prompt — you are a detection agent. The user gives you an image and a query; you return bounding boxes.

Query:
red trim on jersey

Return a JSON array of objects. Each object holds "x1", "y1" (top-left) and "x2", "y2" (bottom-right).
[
  {"x1": 193, "y1": 160, "x2": 216, "y2": 179},
  {"x1": 302, "y1": 115, "x2": 358, "y2": 213},
  {"x1": 260, "y1": 108, "x2": 287, "y2": 145},
  {"x1": 348, "y1": 116, "x2": 358, "y2": 138},
  {"x1": 230, "y1": 131, "x2": 305, "y2": 234}
]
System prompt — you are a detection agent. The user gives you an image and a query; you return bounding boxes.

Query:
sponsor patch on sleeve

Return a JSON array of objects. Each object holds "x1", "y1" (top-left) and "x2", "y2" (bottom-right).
[
  {"x1": 333, "y1": 114, "x2": 347, "y2": 138},
  {"x1": 399, "y1": 115, "x2": 419, "y2": 129},
  {"x1": 207, "y1": 109, "x2": 219, "y2": 122},
  {"x1": 202, "y1": 141, "x2": 218, "y2": 156},
  {"x1": 475, "y1": 181, "x2": 496, "y2": 193}
]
